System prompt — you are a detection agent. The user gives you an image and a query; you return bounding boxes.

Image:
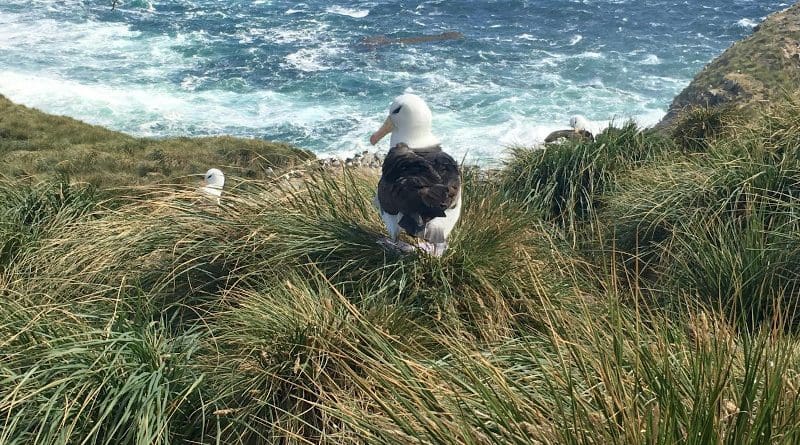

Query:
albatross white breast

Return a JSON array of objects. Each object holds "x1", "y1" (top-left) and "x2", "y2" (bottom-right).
[
  {"x1": 569, "y1": 115, "x2": 590, "y2": 132},
  {"x1": 369, "y1": 94, "x2": 462, "y2": 257}
]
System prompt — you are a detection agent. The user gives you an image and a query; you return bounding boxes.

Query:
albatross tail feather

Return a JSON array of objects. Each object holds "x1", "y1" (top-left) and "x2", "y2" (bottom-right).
[
  {"x1": 381, "y1": 211, "x2": 403, "y2": 241},
  {"x1": 422, "y1": 224, "x2": 446, "y2": 244},
  {"x1": 399, "y1": 214, "x2": 424, "y2": 237},
  {"x1": 423, "y1": 191, "x2": 462, "y2": 242}
]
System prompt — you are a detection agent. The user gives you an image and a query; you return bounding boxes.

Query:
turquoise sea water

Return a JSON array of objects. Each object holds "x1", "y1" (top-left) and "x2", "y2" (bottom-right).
[{"x1": 0, "y1": 0, "x2": 790, "y2": 163}]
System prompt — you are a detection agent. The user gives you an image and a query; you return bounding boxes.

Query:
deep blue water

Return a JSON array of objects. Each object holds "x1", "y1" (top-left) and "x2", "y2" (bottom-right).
[{"x1": 0, "y1": 0, "x2": 790, "y2": 163}]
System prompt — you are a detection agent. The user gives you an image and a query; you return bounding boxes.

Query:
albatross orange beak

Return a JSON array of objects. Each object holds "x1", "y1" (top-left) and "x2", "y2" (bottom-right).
[{"x1": 369, "y1": 116, "x2": 393, "y2": 145}]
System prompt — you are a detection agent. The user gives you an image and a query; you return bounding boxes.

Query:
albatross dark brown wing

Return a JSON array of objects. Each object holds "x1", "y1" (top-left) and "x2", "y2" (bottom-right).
[
  {"x1": 377, "y1": 143, "x2": 461, "y2": 237},
  {"x1": 544, "y1": 129, "x2": 594, "y2": 143}
]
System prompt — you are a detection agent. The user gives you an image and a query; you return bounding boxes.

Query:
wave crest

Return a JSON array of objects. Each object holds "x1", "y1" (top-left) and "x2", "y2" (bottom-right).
[{"x1": 325, "y1": 6, "x2": 369, "y2": 18}]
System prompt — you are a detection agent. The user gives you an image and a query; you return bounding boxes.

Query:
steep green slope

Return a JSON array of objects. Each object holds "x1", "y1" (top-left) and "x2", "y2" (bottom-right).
[
  {"x1": 0, "y1": 94, "x2": 313, "y2": 187},
  {"x1": 658, "y1": 2, "x2": 800, "y2": 128}
]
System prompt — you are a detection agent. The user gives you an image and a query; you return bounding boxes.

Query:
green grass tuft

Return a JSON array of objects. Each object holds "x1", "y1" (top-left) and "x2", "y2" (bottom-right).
[
  {"x1": 0, "y1": 94, "x2": 313, "y2": 188},
  {"x1": 5, "y1": 94, "x2": 800, "y2": 443},
  {"x1": 671, "y1": 104, "x2": 738, "y2": 152},
  {"x1": 500, "y1": 121, "x2": 670, "y2": 234}
]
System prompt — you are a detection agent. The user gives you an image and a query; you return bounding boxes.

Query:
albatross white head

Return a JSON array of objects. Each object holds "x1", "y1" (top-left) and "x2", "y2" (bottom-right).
[
  {"x1": 369, "y1": 93, "x2": 440, "y2": 148},
  {"x1": 201, "y1": 168, "x2": 225, "y2": 198},
  {"x1": 569, "y1": 115, "x2": 590, "y2": 133}
]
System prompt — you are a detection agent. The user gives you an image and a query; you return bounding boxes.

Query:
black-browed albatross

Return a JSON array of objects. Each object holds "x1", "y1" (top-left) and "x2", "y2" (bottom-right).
[
  {"x1": 200, "y1": 168, "x2": 225, "y2": 204},
  {"x1": 544, "y1": 114, "x2": 595, "y2": 143},
  {"x1": 369, "y1": 93, "x2": 462, "y2": 257}
]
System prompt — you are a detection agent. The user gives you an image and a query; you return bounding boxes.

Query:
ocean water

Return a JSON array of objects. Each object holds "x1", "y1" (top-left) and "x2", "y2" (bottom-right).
[{"x1": 0, "y1": 0, "x2": 790, "y2": 164}]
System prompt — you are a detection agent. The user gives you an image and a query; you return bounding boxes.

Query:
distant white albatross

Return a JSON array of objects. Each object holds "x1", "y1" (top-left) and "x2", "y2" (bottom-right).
[
  {"x1": 544, "y1": 114, "x2": 595, "y2": 143},
  {"x1": 369, "y1": 93, "x2": 462, "y2": 257},
  {"x1": 201, "y1": 168, "x2": 225, "y2": 204}
]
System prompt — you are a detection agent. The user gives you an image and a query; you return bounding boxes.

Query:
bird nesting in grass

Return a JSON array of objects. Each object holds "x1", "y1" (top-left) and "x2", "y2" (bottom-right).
[
  {"x1": 370, "y1": 93, "x2": 462, "y2": 257},
  {"x1": 201, "y1": 168, "x2": 224, "y2": 204},
  {"x1": 544, "y1": 114, "x2": 595, "y2": 143}
]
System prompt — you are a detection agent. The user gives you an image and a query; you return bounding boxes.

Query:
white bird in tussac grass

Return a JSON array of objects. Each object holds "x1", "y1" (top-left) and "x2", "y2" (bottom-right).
[
  {"x1": 200, "y1": 168, "x2": 225, "y2": 204},
  {"x1": 544, "y1": 114, "x2": 595, "y2": 143},
  {"x1": 569, "y1": 114, "x2": 590, "y2": 133},
  {"x1": 369, "y1": 93, "x2": 462, "y2": 257}
]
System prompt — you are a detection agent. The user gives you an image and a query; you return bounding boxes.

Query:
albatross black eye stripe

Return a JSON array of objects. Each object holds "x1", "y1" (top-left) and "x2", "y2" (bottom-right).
[{"x1": 392, "y1": 105, "x2": 403, "y2": 114}]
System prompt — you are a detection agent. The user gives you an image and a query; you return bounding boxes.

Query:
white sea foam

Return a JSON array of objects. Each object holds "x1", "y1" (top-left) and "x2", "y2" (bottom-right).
[
  {"x1": 0, "y1": 70, "x2": 365, "y2": 141},
  {"x1": 578, "y1": 51, "x2": 604, "y2": 59},
  {"x1": 641, "y1": 54, "x2": 661, "y2": 65},
  {"x1": 325, "y1": 5, "x2": 369, "y2": 18},
  {"x1": 0, "y1": 15, "x2": 141, "y2": 51},
  {"x1": 736, "y1": 18, "x2": 759, "y2": 28},
  {"x1": 0, "y1": 0, "x2": 752, "y2": 165},
  {"x1": 0, "y1": 12, "x2": 201, "y2": 83},
  {"x1": 632, "y1": 109, "x2": 668, "y2": 128},
  {"x1": 264, "y1": 22, "x2": 329, "y2": 44},
  {"x1": 0, "y1": 67, "x2": 671, "y2": 166},
  {"x1": 180, "y1": 75, "x2": 209, "y2": 91},
  {"x1": 284, "y1": 45, "x2": 341, "y2": 72},
  {"x1": 284, "y1": 49, "x2": 328, "y2": 72},
  {"x1": 496, "y1": 118, "x2": 566, "y2": 148},
  {"x1": 0, "y1": 71, "x2": 197, "y2": 132},
  {"x1": 638, "y1": 75, "x2": 685, "y2": 91},
  {"x1": 537, "y1": 55, "x2": 564, "y2": 67}
]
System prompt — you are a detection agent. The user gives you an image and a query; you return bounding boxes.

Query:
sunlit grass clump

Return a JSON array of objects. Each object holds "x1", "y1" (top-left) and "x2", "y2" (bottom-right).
[
  {"x1": 602, "y1": 98, "x2": 800, "y2": 324},
  {"x1": 500, "y1": 121, "x2": 670, "y2": 233},
  {"x1": 0, "y1": 167, "x2": 582, "y2": 444},
  {"x1": 0, "y1": 176, "x2": 98, "y2": 272},
  {"x1": 4, "y1": 95, "x2": 800, "y2": 443},
  {"x1": 0, "y1": 94, "x2": 313, "y2": 187}
]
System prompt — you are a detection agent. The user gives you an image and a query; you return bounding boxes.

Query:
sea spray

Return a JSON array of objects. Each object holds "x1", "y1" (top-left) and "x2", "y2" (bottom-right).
[{"x1": 0, "y1": 0, "x2": 786, "y2": 163}]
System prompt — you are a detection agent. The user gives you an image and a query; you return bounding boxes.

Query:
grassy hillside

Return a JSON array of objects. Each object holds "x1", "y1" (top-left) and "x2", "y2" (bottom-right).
[
  {"x1": 3, "y1": 91, "x2": 800, "y2": 444},
  {"x1": 0, "y1": 94, "x2": 313, "y2": 187},
  {"x1": 658, "y1": 2, "x2": 800, "y2": 129}
]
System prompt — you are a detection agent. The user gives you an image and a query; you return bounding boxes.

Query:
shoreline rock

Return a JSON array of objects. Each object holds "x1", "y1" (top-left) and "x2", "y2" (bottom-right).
[{"x1": 315, "y1": 150, "x2": 385, "y2": 171}]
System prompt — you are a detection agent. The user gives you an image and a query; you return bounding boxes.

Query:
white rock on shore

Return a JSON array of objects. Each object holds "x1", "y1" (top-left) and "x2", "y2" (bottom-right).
[{"x1": 315, "y1": 150, "x2": 385, "y2": 170}]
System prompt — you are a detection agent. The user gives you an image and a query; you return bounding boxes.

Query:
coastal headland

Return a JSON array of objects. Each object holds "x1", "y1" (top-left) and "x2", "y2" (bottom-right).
[{"x1": 2, "y1": 3, "x2": 800, "y2": 444}]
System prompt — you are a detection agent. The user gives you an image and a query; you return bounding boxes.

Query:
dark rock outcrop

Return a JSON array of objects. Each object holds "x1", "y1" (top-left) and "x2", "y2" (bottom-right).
[{"x1": 360, "y1": 31, "x2": 464, "y2": 48}]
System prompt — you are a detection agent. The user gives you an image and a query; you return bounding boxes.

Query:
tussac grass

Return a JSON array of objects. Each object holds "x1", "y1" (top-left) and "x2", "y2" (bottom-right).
[
  {"x1": 4, "y1": 95, "x2": 800, "y2": 444},
  {"x1": 0, "y1": 94, "x2": 313, "y2": 187},
  {"x1": 500, "y1": 121, "x2": 671, "y2": 237}
]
